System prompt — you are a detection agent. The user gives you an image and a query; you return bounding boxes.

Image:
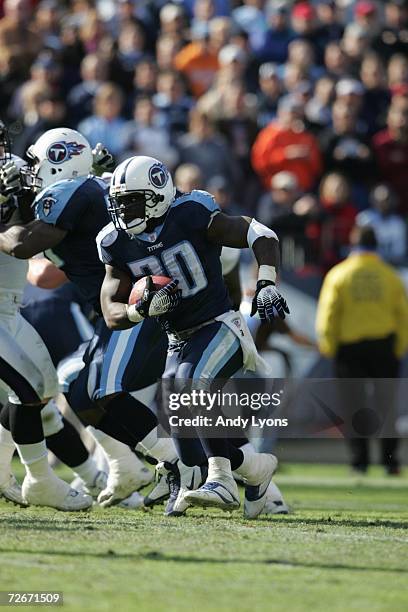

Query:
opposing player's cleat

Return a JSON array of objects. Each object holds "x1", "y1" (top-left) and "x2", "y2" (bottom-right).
[
  {"x1": 184, "y1": 475, "x2": 240, "y2": 511},
  {"x1": 70, "y1": 470, "x2": 108, "y2": 499},
  {"x1": 22, "y1": 475, "x2": 93, "y2": 511},
  {"x1": 118, "y1": 490, "x2": 145, "y2": 509},
  {"x1": 262, "y1": 481, "x2": 289, "y2": 515},
  {"x1": 243, "y1": 454, "x2": 278, "y2": 519},
  {"x1": 0, "y1": 474, "x2": 28, "y2": 507},
  {"x1": 97, "y1": 453, "x2": 153, "y2": 507}
]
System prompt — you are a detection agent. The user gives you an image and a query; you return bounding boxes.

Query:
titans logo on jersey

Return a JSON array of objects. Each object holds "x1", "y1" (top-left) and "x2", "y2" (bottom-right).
[
  {"x1": 34, "y1": 176, "x2": 110, "y2": 313},
  {"x1": 97, "y1": 190, "x2": 232, "y2": 332}
]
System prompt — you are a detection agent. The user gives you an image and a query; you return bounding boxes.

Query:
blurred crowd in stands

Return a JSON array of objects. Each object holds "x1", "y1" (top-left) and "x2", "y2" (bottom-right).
[{"x1": 0, "y1": 0, "x2": 407, "y2": 274}]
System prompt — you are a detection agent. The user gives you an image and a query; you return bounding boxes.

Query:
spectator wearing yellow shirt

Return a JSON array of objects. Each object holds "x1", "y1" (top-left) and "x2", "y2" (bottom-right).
[{"x1": 316, "y1": 225, "x2": 408, "y2": 474}]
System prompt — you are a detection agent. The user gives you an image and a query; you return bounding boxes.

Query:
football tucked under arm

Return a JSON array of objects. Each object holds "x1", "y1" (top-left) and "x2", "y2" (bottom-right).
[
  {"x1": 126, "y1": 275, "x2": 181, "y2": 323},
  {"x1": 100, "y1": 267, "x2": 182, "y2": 330}
]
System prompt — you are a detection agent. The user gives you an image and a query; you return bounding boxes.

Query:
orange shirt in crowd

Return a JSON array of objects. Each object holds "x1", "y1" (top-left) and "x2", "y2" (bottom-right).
[
  {"x1": 251, "y1": 123, "x2": 323, "y2": 191},
  {"x1": 174, "y1": 42, "x2": 219, "y2": 98}
]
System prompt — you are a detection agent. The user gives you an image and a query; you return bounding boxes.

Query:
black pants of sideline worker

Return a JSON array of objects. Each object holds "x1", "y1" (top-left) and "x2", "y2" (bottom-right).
[{"x1": 334, "y1": 335, "x2": 400, "y2": 473}]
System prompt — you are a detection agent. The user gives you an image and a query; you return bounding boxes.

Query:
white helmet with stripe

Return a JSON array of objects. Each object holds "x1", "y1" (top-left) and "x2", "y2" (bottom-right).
[{"x1": 108, "y1": 155, "x2": 175, "y2": 235}]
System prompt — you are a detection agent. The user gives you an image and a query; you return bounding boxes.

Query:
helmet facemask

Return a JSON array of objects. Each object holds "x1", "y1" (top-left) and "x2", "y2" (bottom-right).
[
  {"x1": 108, "y1": 189, "x2": 165, "y2": 235},
  {"x1": 20, "y1": 148, "x2": 44, "y2": 192}
]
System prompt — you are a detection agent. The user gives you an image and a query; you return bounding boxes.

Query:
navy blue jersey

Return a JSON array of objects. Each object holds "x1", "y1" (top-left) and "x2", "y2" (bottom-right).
[
  {"x1": 97, "y1": 190, "x2": 232, "y2": 332},
  {"x1": 34, "y1": 176, "x2": 110, "y2": 313},
  {"x1": 21, "y1": 282, "x2": 93, "y2": 366}
]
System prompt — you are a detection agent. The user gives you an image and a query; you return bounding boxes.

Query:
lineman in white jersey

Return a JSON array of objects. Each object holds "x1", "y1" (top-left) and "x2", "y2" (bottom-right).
[{"x1": 0, "y1": 126, "x2": 92, "y2": 510}]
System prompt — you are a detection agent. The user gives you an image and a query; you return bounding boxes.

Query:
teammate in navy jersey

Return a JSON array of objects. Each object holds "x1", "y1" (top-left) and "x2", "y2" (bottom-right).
[
  {"x1": 0, "y1": 129, "x2": 191, "y2": 508},
  {"x1": 98, "y1": 155, "x2": 290, "y2": 517}
]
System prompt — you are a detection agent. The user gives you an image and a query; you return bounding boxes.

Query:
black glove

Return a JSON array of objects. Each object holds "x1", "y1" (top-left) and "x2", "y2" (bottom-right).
[
  {"x1": 127, "y1": 277, "x2": 182, "y2": 322},
  {"x1": 250, "y1": 280, "x2": 290, "y2": 322}
]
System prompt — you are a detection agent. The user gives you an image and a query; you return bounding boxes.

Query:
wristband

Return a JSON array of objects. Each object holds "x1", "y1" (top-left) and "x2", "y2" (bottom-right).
[
  {"x1": 126, "y1": 303, "x2": 144, "y2": 323},
  {"x1": 258, "y1": 265, "x2": 276, "y2": 284}
]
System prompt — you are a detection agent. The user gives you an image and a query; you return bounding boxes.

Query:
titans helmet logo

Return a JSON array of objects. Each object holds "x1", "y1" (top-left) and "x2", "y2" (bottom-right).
[
  {"x1": 47, "y1": 141, "x2": 86, "y2": 164},
  {"x1": 148, "y1": 163, "x2": 169, "y2": 189}
]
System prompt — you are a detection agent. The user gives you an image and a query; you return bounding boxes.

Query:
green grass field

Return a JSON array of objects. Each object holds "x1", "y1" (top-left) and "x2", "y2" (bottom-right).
[{"x1": 0, "y1": 463, "x2": 407, "y2": 612}]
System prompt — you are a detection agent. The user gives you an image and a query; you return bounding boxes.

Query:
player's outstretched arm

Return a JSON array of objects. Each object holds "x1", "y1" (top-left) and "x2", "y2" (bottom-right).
[
  {"x1": 0, "y1": 220, "x2": 66, "y2": 259},
  {"x1": 207, "y1": 212, "x2": 289, "y2": 322},
  {"x1": 101, "y1": 264, "x2": 135, "y2": 330}
]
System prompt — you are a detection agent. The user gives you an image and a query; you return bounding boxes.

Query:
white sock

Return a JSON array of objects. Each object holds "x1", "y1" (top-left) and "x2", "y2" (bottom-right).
[
  {"x1": 0, "y1": 424, "x2": 15, "y2": 470},
  {"x1": 208, "y1": 456, "x2": 232, "y2": 480},
  {"x1": 72, "y1": 455, "x2": 99, "y2": 488},
  {"x1": 136, "y1": 428, "x2": 177, "y2": 463},
  {"x1": 15, "y1": 441, "x2": 52, "y2": 480},
  {"x1": 87, "y1": 427, "x2": 133, "y2": 463}
]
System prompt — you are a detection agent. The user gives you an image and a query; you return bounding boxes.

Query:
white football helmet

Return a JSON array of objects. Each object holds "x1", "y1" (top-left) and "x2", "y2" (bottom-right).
[
  {"x1": 109, "y1": 155, "x2": 175, "y2": 235},
  {"x1": 23, "y1": 128, "x2": 93, "y2": 191}
]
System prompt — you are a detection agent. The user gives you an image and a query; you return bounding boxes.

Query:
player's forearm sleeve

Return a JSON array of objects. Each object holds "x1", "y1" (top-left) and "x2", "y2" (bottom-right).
[{"x1": 247, "y1": 219, "x2": 278, "y2": 248}]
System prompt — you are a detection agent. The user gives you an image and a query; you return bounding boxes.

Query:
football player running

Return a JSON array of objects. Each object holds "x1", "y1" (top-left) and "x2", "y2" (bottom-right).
[
  {"x1": 98, "y1": 155, "x2": 290, "y2": 518},
  {"x1": 0, "y1": 128, "x2": 190, "y2": 508}
]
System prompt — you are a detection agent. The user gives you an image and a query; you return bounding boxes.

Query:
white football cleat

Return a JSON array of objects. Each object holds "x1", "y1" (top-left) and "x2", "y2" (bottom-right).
[
  {"x1": 174, "y1": 461, "x2": 207, "y2": 516},
  {"x1": 262, "y1": 481, "x2": 289, "y2": 515},
  {"x1": 70, "y1": 470, "x2": 108, "y2": 499},
  {"x1": 118, "y1": 490, "x2": 145, "y2": 509},
  {"x1": 97, "y1": 453, "x2": 153, "y2": 507},
  {"x1": 0, "y1": 473, "x2": 28, "y2": 507},
  {"x1": 243, "y1": 454, "x2": 278, "y2": 519},
  {"x1": 22, "y1": 474, "x2": 93, "y2": 511},
  {"x1": 184, "y1": 475, "x2": 240, "y2": 511}
]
